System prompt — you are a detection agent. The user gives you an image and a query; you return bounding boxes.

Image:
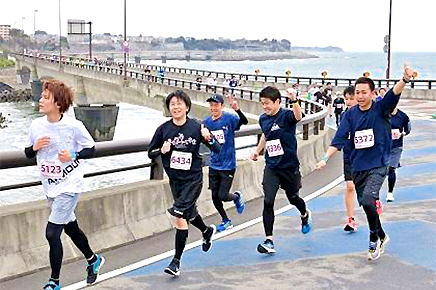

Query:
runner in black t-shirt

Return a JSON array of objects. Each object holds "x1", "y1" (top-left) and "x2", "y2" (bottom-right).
[
  {"x1": 148, "y1": 90, "x2": 220, "y2": 276},
  {"x1": 250, "y1": 86, "x2": 312, "y2": 255},
  {"x1": 333, "y1": 93, "x2": 346, "y2": 126}
]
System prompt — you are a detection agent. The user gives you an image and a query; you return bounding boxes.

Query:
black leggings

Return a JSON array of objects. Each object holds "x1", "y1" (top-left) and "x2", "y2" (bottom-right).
[
  {"x1": 335, "y1": 111, "x2": 342, "y2": 126},
  {"x1": 262, "y1": 167, "x2": 306, "y2": 236},
  {"x1": 388, "y1": 166, "x2": 396, "y2": 192},
  {"x1": 210, "y1": 169, "x2": 238, "y2": 220},
  {"x1": 46, "y1": 220, "x2": 94, "y2": 279}
]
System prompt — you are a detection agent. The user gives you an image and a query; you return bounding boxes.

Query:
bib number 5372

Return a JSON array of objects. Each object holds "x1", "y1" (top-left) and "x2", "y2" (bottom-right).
[{"x1": 354, "y1": 129, "x2": 375, "y2": 149}]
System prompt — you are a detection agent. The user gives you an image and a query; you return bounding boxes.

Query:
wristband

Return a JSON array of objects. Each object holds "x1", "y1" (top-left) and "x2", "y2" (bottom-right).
[
  {"x1": 70, "y1": 150, "x2": 77, "y2": 160},
  {"x1": 321, "y1": 155, "x2": 329, "y2": 162},
  {"x1": 402, "y1": 77, "x2": 410, "y2": 83},
  {"x1": 209, "y1": 138, "x2": 216, "y2": 145}
]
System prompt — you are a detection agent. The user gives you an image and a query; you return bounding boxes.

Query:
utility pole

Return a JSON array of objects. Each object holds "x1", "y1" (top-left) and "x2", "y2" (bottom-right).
[
  {"x1": 386, "y1": 0, "x2": 392, "y2": 80},
  {"x1": 59, "y1": 0, "x2": 62, "y2": 67},
  {"x1": 34, "y1": 10, "x2": 38, "y2": 35},
  {"x1": 124, "y1": 0, "x2": 127, "y2": 80}
]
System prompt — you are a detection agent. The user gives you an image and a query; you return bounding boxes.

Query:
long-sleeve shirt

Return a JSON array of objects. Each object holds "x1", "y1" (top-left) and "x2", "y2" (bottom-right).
[
  {"x1": 331, "y1": 88, "x2": 400, "y2": 172},
  {"x1": 148, "y1": 117, "x2": 220, "y2": 181},
  {"x1": 391, "y1": 109, "x2": 411, "y2": 148}
]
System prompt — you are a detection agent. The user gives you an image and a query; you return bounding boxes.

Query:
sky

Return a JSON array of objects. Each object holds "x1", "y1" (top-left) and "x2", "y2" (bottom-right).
[{"x1": 2, "y1": 0, "x2": 435, "y2": 52}]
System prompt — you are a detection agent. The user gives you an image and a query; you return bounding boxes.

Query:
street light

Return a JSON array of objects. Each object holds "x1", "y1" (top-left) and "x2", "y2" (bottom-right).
[
  {"x1": 21, "y1": 17, "x2": 25, "y2": 32},
  {"x1": 34, "y1": 10, "x2": 38, "y2": 35},
  {"x1": 386, "y1": 0, "x2": 392, "y2": 80}
]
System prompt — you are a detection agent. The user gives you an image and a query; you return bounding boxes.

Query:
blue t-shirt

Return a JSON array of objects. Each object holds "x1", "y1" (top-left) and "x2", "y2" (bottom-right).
[
  {"x1": 259, "y1": 108, "x2": 300, "y2": 170},
  {"x1": 331, "y1": 89, "x2": 400, "y2": 172},
  {"x1": 203, "y1": 112, "x2": 241, "y2": 170},
  {"x1": 391, "y1": 109, "x2": 410, "y2": 148}
]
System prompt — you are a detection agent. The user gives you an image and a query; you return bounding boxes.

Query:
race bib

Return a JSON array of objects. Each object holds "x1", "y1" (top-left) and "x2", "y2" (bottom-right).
[
  {"x1": 170, "y1": 151, "x2": 192, "y2": 170},
  {"x1": 39, "y1": 160, "x2": 63, "y2": 178},
  {"x1": 211, "y1": 130, "x2": 225, "y2": 144},
  {"x1": 266, "y1": 139, "x2": 284, "y2": 157},
  {"x1": 391, "y1": 129, "x2": 401, "y2": 139},
  {"x1": 354, "y1": 129, "x2": 375, "y2": 149}
]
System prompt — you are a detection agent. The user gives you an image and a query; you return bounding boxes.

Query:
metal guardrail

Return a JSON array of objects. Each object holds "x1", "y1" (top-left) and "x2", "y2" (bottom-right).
[
  {"x1": 2, "y1": 55, "x2": 328, "y2": 191},
  {"x1": 20, "y1": 53, "x2": 435, "y2": 89}
]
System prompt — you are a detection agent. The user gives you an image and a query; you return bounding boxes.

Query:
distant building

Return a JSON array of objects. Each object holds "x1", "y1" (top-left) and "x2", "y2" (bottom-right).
[{"x1": 0, "y1": 25, "x2": 11, "y2": 40}]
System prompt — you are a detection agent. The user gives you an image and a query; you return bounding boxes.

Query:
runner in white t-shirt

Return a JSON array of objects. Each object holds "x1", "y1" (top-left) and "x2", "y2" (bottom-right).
[{"x1": 24, "y1": 80, "x2": 104, "y2": 290}]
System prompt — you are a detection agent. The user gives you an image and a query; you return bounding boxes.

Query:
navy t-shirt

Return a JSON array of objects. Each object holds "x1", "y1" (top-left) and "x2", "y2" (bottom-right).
[
  {"x1": 203, "y1": 112, "x2": 241, "y2": 170},
  {"x1": 391, "y1": 109, "x2": 411, "y2": 148},
  {"x1": 331, "y1": 89, "x2": 400, "y2": 172},
  {"x1": 259, "y1": 108, "x2": 300, "y2": 170}
]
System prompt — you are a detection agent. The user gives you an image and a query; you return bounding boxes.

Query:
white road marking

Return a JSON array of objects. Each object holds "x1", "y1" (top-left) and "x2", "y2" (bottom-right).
[{"x1": 63, "y1": 175, "x2": 344, "y2": 290}]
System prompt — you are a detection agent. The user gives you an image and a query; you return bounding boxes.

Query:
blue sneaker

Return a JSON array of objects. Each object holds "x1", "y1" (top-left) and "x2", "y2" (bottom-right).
[
  {"x1": 257, "y1": 239, "x2": 276, "y2": 254},
  {"x1": 216, "y1": 219, "x2": 233, "y2": 232},
  {"x1": 43, "y1": 280, "x2": 61, "y2": 290},
  {"x1": 301, "y1": 209, "x2": 312, "y2": 234},
  {"x1": 86, "y1": 254, "x2": 105, "y2": 284},
  {"x1": 234, "y1": 191, "x2": 245, "y2": 214}
]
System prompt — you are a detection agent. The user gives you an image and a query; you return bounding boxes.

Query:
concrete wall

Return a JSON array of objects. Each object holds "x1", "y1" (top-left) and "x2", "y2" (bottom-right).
[{"x1": 0, "y1": 127, "x2": 335, "y2": 281}]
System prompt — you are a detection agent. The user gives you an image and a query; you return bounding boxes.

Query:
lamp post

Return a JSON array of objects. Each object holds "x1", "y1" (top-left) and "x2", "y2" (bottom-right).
[
  {"x1": 21, "y1": 17, "x2": 25, "y2": 32},
  {"x1": 34, "y1": 10, "x2": 38, "y2": 35},
  {"x1": 59, "y1": 0, "x2": 62, "y2": 67}
]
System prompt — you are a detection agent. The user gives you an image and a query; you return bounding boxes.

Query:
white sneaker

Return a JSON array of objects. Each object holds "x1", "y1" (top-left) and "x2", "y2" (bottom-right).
[{"x1": 386, "y1": 192, "x2": 395, "y2": 202}]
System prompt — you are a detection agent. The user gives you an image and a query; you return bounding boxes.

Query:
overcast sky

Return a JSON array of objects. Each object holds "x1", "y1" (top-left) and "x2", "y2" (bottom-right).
[{"x1": 3, "y1": 0, "x2": 434, "y2": 52}]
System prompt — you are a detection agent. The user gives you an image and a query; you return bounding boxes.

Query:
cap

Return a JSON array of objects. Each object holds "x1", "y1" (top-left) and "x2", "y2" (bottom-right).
[{"x1": 206, "y1": 94, "x2": 224, "y2": 104}]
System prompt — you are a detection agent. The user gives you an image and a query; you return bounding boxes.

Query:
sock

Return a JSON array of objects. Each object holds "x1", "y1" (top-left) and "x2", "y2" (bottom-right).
[
  {"x1": 174, "y1": 229, "x2": 188, "y2": 261},
  {"x1": 266, "y1": 238, "x2": 274, "y2": 244},
  {"x1": 190, "y1": 215, "x2": 208, "y2": 233},
  {"x1": 87, "y1": 254, "x2": 97, "y2": 264},
  {"x1": 49, "y1": 278, "x2": 60, "y2": 285}
]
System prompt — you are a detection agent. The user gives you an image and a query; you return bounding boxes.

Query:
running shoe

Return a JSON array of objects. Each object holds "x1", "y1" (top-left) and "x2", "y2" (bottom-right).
[
  {"x1": 380, "y1": 234, "x2": 390, "y2": 254},
  {"x1": 202, "y1": 224, "x2": 216, "y2": 252},
  {"x1": 216, "y1": 219, "x2": 233, "y2": 232},
  {"x1": 344, "y1": 217, "x2": 357, "y2": 232},
  {"x1": 43, "y1": 280, "x2": 61, "y2": 290},
  {"x1": 86, "y1": 254, "x2": 105, "y2": 284},
  {"x1": 301, "y1": 209, "x2": 312, "y2": 234},
  {"x1": 164, "y1": 258, "x2": 180, "y2": 276},
  {"x1": 234, "y1": 191, "x2": 245, "y2": 214},
  {"x1": 257, "y1": 239, "x2": 276, "y2": 254},
  {"x1": 386, "y1": 192, "x2": 395, "y2": 202},
  {"x1": 367, "y1": 240, "x2": 381, "y2": 261}
]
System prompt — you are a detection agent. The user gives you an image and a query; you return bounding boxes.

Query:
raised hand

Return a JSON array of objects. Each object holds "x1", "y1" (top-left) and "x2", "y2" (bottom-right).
[
  {"x1": 201, "y1": 124, "x2": 213, "y2": 142},
  {"x1": 161, "y1": 139, "x2": 172, "y2": 154},
  {"x1": 227, "y1": 93, "x2": 239, "y2": 111}
]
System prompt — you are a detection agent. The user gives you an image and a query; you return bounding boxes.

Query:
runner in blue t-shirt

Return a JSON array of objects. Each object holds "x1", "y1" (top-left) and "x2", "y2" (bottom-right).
[
  {"x1": 203, "y1": 93, "x2": 249, "y2": 232},
  {"x1": 316, "y1": 65, "x2": 416, "y2": 261},
  {"x1": 386, "y1": 107, "x2": 411, "y2": 202},
  {"x1": 250, "y1": 86, "x2": 312, "y2": 255}
]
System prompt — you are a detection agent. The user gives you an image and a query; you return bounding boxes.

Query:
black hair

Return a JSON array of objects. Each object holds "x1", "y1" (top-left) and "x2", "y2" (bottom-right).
[
  {"x1": 355, "y1": 77, "x2": 375, "y2": 91},
  {"x1": 165, "y1": 90, "x2": 191, "y2": 113},
  {"x1": 326, "y1": 82, "x2": 332, "y2": 86},
  {"x1": 343, "y1": 85, "x2": 355, "y2": 96},
  {"x1": 259, "y1": 86, "x2": 281, "y2": 102}
]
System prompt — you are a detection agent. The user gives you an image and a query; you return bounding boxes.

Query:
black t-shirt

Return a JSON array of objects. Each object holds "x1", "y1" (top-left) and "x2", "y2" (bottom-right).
[
  {"x1": 259, "y1": 108, "x2": 300, "y2": 170},
  {"x1": 391, "y1": 109, "x2": 410, "y2": 148},
  {"x1": 333, "y1": 97, "x2": 345, "y2": 112},
  {"x1": 148, "y1": 118, "x2": 217, "y2": 181}
]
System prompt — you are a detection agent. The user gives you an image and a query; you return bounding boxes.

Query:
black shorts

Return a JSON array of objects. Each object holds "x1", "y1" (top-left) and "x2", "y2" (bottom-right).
[
  {"x1": 343, "y1": 161, "x2": 353, "y2": 181},
  {"x1": 262, "y1": 166, "x2": 302, "y2": 204},
  {"x1": 209, "y1": 168, "x2": 236, "y2": 201},
  {"x1": 352, "y1": 166, "x2": 388, "y2": 206},
  {"x1": 168, "y1": 172, "x2": 203, "y2": 221}
]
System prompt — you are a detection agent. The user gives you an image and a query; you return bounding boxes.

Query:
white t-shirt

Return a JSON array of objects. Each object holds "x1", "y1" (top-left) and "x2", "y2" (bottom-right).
[{"x1": 26, "y1": 116, "x2": 95, "y2": 198}]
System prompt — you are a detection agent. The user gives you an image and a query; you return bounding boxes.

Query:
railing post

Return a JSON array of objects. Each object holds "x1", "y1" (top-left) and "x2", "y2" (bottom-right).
[
  {"x1": 320, "y1": 117, "x2": 325, "y2": 131},
  {"x1": 314, "y1": 120, "x2": 320, "y2": 135},
  {"x1": 303, "y1": 124, "x2": 309, "y2": 140},
  {"x1": 150, "y1": 156, "x2": 164, "y2": 180}
]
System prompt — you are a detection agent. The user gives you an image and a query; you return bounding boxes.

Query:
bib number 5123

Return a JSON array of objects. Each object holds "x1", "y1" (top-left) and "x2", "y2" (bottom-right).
[{"x1": 40, "y1": 161, "x2": 63, "y2": 178}]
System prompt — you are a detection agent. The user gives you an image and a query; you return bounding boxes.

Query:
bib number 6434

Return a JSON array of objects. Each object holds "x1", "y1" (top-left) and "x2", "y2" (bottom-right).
[{"x1": 170, "y1": 151, "x2": 192, "y2": 170}]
